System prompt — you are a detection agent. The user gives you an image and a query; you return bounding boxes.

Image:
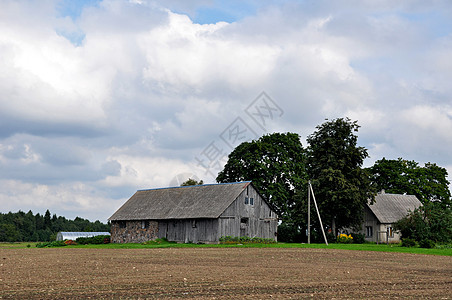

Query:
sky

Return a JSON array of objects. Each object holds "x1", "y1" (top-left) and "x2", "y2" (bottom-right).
[{"x1": 1, "y1": 0, "x2": 452, "y2": 222}]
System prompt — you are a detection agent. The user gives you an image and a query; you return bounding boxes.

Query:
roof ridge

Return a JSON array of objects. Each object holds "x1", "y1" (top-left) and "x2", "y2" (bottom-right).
[{"x1": 137, "y1": 181, "x2": 251, "y2": 192}]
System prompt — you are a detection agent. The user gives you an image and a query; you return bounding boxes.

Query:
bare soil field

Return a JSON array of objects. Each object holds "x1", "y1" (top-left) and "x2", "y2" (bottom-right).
[{"x1": 0, "y1": 247, "x2": 451, "y2": 299}]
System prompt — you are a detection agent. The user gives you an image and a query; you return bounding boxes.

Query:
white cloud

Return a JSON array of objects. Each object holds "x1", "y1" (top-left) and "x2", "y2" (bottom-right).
[
  {"x1": 0, "y1": 179, "x2": 120, "y2": 221},
  {"x1": 1, "y1": 0, "x2": 452, "y2": 221}
]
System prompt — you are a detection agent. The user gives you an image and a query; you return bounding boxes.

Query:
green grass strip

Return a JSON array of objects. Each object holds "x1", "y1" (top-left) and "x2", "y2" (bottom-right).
[{"x1": 1, "y1": 241, "x2": 451, "y2": 256}]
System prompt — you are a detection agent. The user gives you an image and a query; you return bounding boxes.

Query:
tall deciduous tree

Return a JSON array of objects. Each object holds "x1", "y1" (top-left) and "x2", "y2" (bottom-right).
[
  {"x1": 181, "y1": 178, "x2": 204, "y2": 186},
  {"x1": 216, "y1": 132, "x2": 307, "y2": 223},
  {"x1": 306, "y1": 118, "x2": 375, "y2": 234},
  {"x1": 369, "y1": 158, "x2": 451, "y2": 208}
]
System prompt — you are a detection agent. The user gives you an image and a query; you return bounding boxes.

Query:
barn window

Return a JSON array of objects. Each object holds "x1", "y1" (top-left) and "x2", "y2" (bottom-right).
[
  {"x1": 119, "y1": 221, "x2": 126, "y2": 229},
  {"x1": 141, "y1": 220, "x2": 149, "y2": 229},
  {"x1": 366, "y1": 226, "x2": 373, "y2": 237},
  {"x1": 245, "y1": 197, "x2": 249, "y2": 205},
  {"x1": 249, "y1": 197, "x2": 254, "y2": 205},
  {"x1": 240, "y1": 218, "x2": 248, "y2": 225},
  {"x1": 192, "y1": 220, "x2": 197, "y2": 228}
]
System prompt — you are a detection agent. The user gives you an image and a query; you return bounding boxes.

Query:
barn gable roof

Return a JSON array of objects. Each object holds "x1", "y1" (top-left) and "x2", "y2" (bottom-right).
[
  {"x1": 109, "y1": 181, "x2": 253, "y2": 221},
  {"x1": 367, "y1": 193, "x2": 422, "y2": 224}
]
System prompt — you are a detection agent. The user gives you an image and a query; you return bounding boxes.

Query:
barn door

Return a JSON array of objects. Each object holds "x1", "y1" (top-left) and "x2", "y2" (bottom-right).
[{"x1": 240, "y1": 218, "x2": 248, "y2": 237}]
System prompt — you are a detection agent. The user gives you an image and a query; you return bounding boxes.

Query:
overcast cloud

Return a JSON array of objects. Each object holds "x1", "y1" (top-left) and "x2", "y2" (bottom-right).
[{"x1": 1, "y1": 0, "x2": 451, "y2": 222}]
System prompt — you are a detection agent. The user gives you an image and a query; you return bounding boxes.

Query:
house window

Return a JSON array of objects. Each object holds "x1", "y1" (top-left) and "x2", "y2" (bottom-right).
[
  {"x1": 366, "y1": 226, "x2": 373, "y2": 237},
  {"x1": 387, "y1": 226, "x2": 394, "y2": 238},
  {"x1": 141, "y1": 220, "x2": 149, "y2": 229},
  {"x1": 249, "y1": 197, "x2": 254, "y2": 205},
  {"x1": 245, "y1": 197, "x2": 249, "y2": 205}
]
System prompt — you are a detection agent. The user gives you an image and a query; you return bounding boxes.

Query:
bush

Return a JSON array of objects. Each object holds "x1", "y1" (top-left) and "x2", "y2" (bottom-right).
[
  {"x1": 76, "y1": 235, "x2": 110, "y2": 244},
  {"x1": 394, "y1": 202, "x2": 452, "y2": 244},
  {"x1": 401, "y1": 238, "x2": 416, "y2": 247},
  {"x1": 419, "y1": 239, "x2": 435, "y2": 249},
  {"x1": 337, "y1": 234, "x2": 353, "y2": 244},
  {"x1": 351, "y1": 233, "x2": 365, "y2": 244},
  {"x1": 277, "y1": 223, "x2": 304, "y2": 243},
  {"x1": 141, "y1": 238, "x2": 174, "y2": 245},
  {"x1": 219, "y1": 236, "x2": 276, "y2": 244}
]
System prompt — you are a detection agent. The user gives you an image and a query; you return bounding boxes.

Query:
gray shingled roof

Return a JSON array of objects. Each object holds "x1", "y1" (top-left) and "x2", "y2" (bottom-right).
[
  {"x1": 368, "y1": 193, "x2": 422, "y2": 224},
  {"x1": 109, "y1": 181, "x2": 251, "y2": 221}
]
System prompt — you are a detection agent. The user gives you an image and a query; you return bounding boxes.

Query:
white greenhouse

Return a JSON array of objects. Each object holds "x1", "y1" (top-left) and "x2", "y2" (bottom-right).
[{"x1": 56, "y1": 232, "x2": 110, "y2": 241}]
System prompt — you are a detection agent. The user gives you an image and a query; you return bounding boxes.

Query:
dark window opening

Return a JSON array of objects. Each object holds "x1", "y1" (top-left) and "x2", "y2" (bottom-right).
[
  {"x1": 245, "y1": 197, "x2": 249, "y2": 205},
  {"x1": 249, "y1": 197, "x2": 254, "y2": 205},
  {"x1": 141, "y1": 220, "x2": 149, "y2": 229},
  {"x1": 119, "y1": 221, "x2": 126, "y2": 229},
  {"x1": 366, "y1": 226, "x2": 373, "y2": 237},
  {"x1": 192, "y1": 220, "x2": 197, "y2": 228},
  {"x1": 241, "y1": 217, "x2": 249, "y2": 225}
]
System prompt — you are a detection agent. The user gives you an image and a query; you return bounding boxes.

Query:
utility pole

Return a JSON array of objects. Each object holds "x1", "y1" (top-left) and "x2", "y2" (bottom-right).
[
  {"x1": 307, "y1": 180, "x2": 311, "y2": 244},
  {"x1": 308, "y1": 181, "x2": 328, "y2": 246}
]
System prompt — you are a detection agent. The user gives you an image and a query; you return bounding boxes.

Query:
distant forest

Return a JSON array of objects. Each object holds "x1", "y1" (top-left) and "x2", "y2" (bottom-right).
[{"x1": 0, "y1": 210, "x2": 110, "y2": 242}]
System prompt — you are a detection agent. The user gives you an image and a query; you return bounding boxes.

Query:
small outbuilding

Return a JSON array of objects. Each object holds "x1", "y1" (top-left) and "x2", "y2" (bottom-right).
[
  {"x1": 56, "y1": 232, "x2": 111, "y2": 241},
  {"x1": 359, "y1": 192, "x2": 422, "y2": 243},
  {"x1": 109, "y1": 181, "x2": 278, "y2": 243}
]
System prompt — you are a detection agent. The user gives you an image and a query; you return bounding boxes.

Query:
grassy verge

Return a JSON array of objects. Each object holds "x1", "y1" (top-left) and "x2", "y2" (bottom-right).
[
  {"x1": 0, "y1": 242, "x2": 36, "y2": 249},
  {"x1": 1, "y1": 241, "x2": 451, "y2": 256}
]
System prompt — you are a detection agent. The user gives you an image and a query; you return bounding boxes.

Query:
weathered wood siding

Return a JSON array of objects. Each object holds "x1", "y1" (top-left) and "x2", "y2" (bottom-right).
[
  {"x1": 158, "y1": 219, "x2": 218, "y2": 243},
  {"x1": 219, "y1": 185, "x2": 278, "y2": 241},
  {"x1": 111, "y1": 184, "x2": 278, "y2": 243}
]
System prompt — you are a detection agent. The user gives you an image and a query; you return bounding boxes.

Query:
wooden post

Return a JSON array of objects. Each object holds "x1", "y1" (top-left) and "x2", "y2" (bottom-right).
[
  {"x1": 307, "y1": 180, "x2": 311, "y2": 244},
  {"x1": 309, "y1": 182, "x2": 328, "y2": 246}
]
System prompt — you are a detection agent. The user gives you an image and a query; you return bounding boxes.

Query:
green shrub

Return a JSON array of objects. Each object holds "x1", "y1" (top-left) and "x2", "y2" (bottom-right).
[
  {"x1": 277, "y1": 223, "x2": 304, "y2": 243},
  {"x1": 76, "y1": 235, "x2": 110, "y2": 244},
  {"x1": 351, "y1": 233, "x2": 365, "y2": 244},
  {"x1": 395, "y1": 202, "x2": 452, "y2": 244},
  {"x1": 219, "y1": 236, "x2": 276, "y2": 244},
  {"x1": 142, "y1": 238, "x2": 175, "y2": 245},
  {"x1": 401, "y1": 238, "x2": 416, "y2": 247},
  {"x1": 419, "y1": 239, "x2": 435, "y2": 249}
]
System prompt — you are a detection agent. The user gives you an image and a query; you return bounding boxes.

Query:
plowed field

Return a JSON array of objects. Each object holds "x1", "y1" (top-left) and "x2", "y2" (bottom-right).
[{"x1": 0, "y1": 248, "x2": 451, "y2": 299}]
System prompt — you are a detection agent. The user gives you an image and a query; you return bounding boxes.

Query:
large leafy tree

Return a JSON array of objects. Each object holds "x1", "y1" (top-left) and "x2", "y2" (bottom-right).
[
  {"x1": 216, "y1": 132, "x2": 307, "y2": 223},
  {"x1": 306, "y1": 118, "x2": 376, "y2": 234},
  {"x1": 369, "y1": 158, "x2": 451, "y2": 208}
]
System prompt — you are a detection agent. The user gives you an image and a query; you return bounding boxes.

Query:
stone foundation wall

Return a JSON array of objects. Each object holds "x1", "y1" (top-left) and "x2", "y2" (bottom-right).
[{"x1": 111, "y1": 220, "x2": 158, "y2": 243}]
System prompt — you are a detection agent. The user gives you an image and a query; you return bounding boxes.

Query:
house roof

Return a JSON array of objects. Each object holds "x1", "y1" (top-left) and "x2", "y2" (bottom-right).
[
  {"x1": 367, "y1": 193, "x2": 422, "y2": 224},
  {"x1": 109, "y1": 181, "x2": 253, "y2": 221}
]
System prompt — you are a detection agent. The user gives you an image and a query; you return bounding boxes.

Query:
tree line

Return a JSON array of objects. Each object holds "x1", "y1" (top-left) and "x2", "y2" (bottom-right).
[
  {"x1": 217, "y1": 118, "x2": 451, "y2": 243},
  {"x1": 0, "y1": 209, "x2": 110, "y2": 242}
]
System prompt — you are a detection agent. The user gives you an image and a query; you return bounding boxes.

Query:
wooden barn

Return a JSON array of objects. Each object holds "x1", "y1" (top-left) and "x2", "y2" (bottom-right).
[
  {"x1": 359, "y1": 191, "x2": 422, "y2": 243},
  {"x1": 108, "y1": 181, "x2": 278, "y2": 243}
]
